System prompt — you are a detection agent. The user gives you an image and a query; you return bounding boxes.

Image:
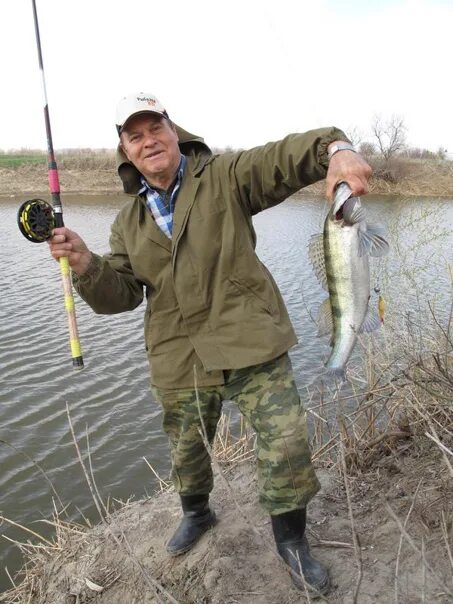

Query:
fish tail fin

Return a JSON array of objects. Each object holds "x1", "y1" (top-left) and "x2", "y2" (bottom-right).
[
  {"x1": 324, "y1": 365, "x2": 347, "y2": 383},
  {"x1": 324, "y1": 357, "x2": 346, "y2": 382},
  {"x1": 358, "y1": 223, "x2": 390, "y2": 257}
]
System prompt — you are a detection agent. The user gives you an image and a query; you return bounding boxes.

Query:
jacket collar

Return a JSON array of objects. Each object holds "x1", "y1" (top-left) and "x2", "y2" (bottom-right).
[
  {"x1": 116, "y1": 123, "x2": 213, "y2": 195},
  {"x1": 137, "y1": 153, "x2": 203, "y2": 253}
]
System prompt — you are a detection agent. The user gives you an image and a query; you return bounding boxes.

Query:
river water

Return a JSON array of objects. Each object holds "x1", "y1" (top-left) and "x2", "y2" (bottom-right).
[{"x1": 0, "y1": 192, "x2": 452, "y2": 591}]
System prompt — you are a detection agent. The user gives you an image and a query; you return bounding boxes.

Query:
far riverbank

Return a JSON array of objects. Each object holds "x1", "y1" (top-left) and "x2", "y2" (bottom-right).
[{"x1": 1, "y1": 156, "x2": 453, "y2": 197}]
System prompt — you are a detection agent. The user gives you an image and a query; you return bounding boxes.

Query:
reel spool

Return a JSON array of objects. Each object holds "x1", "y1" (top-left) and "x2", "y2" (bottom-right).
[{"x1": 17, "y1": 198, "x2": 55, "y2": 243}]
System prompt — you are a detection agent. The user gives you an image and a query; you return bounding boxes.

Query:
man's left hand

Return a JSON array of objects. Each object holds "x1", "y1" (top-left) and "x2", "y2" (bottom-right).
[{"x1": 325, "y1": 145, "x2": 372, "y2": 201}]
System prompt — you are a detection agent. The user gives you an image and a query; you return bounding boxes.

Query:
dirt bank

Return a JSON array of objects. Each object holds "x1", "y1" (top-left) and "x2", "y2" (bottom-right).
[
  {"x1": 1, "y1": 160, "x2": 453, "y2": 197},
  {"x1": 2, "y1": 437, "x2": 451, "y2": 604},
  {"x1": 0, "y1": 164, "x2": 122, "y2": 196}
]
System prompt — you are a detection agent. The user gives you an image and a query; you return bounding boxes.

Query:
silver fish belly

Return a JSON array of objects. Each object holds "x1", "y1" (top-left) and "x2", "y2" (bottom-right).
[{"x1": 323, "y1": 212, "x2": 370, "y2": 375}]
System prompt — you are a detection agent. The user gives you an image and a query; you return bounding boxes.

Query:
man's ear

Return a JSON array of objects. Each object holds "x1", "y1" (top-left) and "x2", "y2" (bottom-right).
[
  {"x1": 169, "y1": 120, "x2": 179, "y2": 139},
  {"x1": 119, "y1": 139, "x2": 131, "y2": 162}
]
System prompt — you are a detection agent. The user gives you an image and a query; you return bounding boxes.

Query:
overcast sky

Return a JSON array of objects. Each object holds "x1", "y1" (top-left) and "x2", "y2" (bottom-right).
[{"x1": 2, "y1": 0, "x2": 452, "y2": 153}]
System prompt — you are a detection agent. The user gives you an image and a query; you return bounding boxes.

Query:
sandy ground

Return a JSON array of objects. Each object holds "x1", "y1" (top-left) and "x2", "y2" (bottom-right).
[{"x1": 5, "y1": 440, "x2": 451, "y2": 604}]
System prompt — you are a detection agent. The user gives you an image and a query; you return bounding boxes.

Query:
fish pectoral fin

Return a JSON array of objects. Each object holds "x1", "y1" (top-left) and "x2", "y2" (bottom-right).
[
  {"x1": 358, "y1": 306, "x2": 382, "y2": 333},
  {"x1": 358, "y1": 223, "x2": 390, "y2": 257},
  {"x1": 308, "y1": 233, "x2": 328, "y2": 291},
  {"x1": 317, "y1": 297, "x2": 333, "y2": 337}
]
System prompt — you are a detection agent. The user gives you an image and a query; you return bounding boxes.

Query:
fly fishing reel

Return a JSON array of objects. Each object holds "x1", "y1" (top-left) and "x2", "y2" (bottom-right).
[{"x1": 17, "y1": 198, "x2": 55, "y2": 243}]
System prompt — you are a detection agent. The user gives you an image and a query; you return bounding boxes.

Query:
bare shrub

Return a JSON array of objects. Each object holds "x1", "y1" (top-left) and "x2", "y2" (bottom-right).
[
  {"x1": 358, "y1": 141, "x2": 376, "y2": 158},
  {"x1": 403, "y1": 147, "x2": 437, "y2": 160},
  {"x1": 369, "y1": 155, "x2": 412, "y2": 183}
]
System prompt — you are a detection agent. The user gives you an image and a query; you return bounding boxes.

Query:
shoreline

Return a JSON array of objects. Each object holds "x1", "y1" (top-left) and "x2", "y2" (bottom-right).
[{"x1": 1, "y1": 425, "x2": 451, "y2": 603}]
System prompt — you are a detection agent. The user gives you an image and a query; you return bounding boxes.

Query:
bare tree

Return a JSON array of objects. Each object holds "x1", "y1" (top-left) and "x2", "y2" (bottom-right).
[{"x1": 371, "y1": 115, "x2": 407, "y2": 161}]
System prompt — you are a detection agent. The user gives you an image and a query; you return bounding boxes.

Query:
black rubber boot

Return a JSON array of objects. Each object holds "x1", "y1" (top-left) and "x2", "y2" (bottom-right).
[
  {"x1": 166, "y1": 494, "x2": 216, "y2": 556},
  {"x1": 271, "y1": 508, "x2": 330, "y2": 595}
]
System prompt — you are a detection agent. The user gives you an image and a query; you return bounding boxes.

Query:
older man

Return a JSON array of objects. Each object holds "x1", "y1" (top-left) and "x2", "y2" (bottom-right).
[{"x1": 48, "y1": 92, "x2": 371, "y2": 594}]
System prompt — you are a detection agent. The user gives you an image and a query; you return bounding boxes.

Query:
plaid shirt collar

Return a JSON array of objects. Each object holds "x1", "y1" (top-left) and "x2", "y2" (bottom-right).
[{"x1": 138, "y1": 154, "x2": 187, "y2": 238}]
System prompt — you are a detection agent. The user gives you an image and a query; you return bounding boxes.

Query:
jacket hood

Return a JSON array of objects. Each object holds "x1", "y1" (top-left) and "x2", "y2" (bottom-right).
[{"x1": 116, "y1": 123, "x2": 213, "y2": 194}]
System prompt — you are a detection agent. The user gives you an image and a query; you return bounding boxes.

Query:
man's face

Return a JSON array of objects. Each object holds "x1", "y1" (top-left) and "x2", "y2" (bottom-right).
[{"x1": 120, "y1": 113, "x2": 180, "y2": 187}]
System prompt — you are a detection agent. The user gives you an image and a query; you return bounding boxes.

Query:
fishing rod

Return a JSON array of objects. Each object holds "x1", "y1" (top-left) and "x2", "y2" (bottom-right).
[{"x1": 17, "y1": 0, "x2": 83, "y2": 370}]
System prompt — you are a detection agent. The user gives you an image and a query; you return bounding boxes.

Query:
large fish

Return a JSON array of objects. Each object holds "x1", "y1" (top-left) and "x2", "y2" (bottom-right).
[{"x1": 308, "y1": 183, "x2": 389, "y2": 380}]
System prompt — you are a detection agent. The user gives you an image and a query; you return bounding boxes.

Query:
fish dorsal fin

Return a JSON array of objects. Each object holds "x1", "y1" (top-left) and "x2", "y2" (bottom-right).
[
  {"x1": 317, "y1": 297, "x2": 333, "y2": 337},
  {"x1": 342, "y1": 197, "x2": 366, "y2": 225},
  {"x1": 308, "y1": 234, "x2": 328, "y2": 291},
  {"x1": 358, "y1": 305, "x2": 382, "y2": 334},
  {"x1": 358, "y1": 223, "x2": 390, "y2": 257}
]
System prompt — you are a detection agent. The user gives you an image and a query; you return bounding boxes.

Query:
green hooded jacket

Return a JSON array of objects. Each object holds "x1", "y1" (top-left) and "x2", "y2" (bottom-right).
[{"x1": 73, "y1": 124, "x2": 348, "y2": 388}]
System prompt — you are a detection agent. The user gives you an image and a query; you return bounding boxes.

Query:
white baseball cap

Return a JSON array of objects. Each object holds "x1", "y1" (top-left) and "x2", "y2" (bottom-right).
[{"x1": 116, "y1": 92, "x2": 169, "y2": 134}]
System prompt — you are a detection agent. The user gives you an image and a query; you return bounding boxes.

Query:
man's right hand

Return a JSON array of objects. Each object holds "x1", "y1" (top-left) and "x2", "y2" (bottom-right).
[{"x1": 47, "y1": 227, "x2": 92, "y2": 276}]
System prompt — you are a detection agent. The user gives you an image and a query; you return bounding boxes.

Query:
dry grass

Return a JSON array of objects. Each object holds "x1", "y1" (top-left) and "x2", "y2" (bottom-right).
[
  {"x1": 211, "y1": 412, "x2": 255, "y2": 465},
  {"x1": 369, "y1": 158, "x2": 453, "y2": 197},
  {"x1": 305, "y1": 298, "x2": 453, "y2": 601},
  {"x1": 1, "y1": 300, "x2": 452, "y2": 601},
  {"x1": 3, "y1": 348, "x2": 451, "y2": 604},
  {"x1": 56, "y1": 149, "x2": 117, "y2": 171}
]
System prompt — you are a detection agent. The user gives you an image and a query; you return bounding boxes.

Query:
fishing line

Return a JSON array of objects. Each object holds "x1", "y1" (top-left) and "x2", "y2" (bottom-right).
[{"x1": 17, "y1": 0, "x2": 84, "y2": 369}]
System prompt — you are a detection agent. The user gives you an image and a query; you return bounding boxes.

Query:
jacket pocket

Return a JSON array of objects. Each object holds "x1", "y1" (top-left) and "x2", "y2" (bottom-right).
[{"x1": 228, "y1": 277, "x2": 275, "y2": 316}]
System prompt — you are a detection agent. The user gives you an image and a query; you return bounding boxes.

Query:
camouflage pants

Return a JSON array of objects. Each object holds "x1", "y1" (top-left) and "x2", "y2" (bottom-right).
[{"x1": 151, "y1": 353, "x2": 320, "y2": 515}]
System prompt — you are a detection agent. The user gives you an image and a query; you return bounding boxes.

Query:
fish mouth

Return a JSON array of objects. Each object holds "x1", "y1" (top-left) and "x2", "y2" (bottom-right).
[
  {"x1": 332, "y1": 182, "x2": 353, "y2": 216},
  {"x1": 335, "y1": 205, "x2": 344, "y2": 221}
]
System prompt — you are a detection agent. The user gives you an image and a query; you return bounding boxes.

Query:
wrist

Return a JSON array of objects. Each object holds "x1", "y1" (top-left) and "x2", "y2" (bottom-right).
[
  {"x1": 78, "y1": 252, "x2": 93, "y2": 276},
  {"x1": 73, "y1": 252, "x2": 95, "y2": 278}
]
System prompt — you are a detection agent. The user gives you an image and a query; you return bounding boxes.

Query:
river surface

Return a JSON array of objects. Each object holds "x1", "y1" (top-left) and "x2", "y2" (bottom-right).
[{"x1": 0, "y1": 192, "x2": 452, "y2": 591}]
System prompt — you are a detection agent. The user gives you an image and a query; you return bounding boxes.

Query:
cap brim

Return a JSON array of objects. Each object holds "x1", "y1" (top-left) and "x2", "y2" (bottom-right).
[{"x1": 116, "y1": 110, "x2": 169, "y2": 135}]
